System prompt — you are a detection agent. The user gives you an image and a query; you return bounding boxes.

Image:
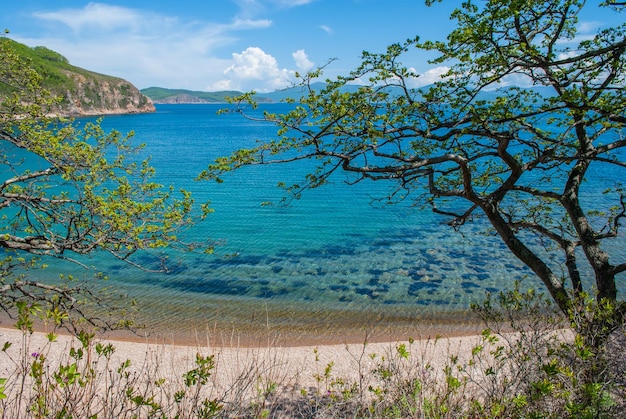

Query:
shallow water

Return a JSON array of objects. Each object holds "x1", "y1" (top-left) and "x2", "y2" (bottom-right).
[{"x1": 14, "y1": 104, "x2": 625, "y2": 341}]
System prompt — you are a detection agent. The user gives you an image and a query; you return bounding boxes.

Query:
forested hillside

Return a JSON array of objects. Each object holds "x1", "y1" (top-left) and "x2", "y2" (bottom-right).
[{"x1": 0, "y1": 38, "x2": 154, "y2": 116}]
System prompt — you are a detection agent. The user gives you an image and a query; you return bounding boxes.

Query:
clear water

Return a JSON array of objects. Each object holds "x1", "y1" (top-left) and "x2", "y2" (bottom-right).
[{"x1": 18, "y1": 104, "x2": 626, "y2": 341}]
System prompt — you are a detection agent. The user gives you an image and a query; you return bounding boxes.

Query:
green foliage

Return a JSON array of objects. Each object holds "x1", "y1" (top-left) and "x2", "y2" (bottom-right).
[
  {"x1": 464, "y1": 286, "x2": 624, "y2": 418},
  {"x1": 183, "y1": 353, "x2": 215, "y2": 386},
  {"x1": 31, "y1": 46, "x2": 69, "y2": 64},
  {"x1": 0, "y1": 33, "x2": 205, "y2": 329}
]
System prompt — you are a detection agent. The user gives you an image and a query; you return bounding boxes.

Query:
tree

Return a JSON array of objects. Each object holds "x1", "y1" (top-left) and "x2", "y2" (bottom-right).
[
  {"x1": 202, "y1": 1, "x2": 626, "y2": 336},
  {"x1": 0, "y1": 38, "x2": 205, "y2": 330}
]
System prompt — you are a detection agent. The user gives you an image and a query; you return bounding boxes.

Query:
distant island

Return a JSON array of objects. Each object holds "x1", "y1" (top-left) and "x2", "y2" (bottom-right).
[
  {"x1": 1, "y1": 38, "x2": 154, "y2": 117},
  {"x1": 141, "y1": 83, "x2": 555, "y2": 106},
  {"x1": 140, "y1": 85, "x2": 321, "y2": 104},
  {"x1": 140, "y1": 87, "x2": 246, "y2": 104}
]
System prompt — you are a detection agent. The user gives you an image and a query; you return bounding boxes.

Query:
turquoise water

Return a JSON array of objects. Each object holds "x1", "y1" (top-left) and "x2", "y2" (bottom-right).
[{"x1": 22, "y1": 104, "x2": 626, "y2": 340}]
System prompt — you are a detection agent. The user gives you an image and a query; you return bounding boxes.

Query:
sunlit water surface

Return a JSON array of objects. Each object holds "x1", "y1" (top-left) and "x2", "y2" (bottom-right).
[{"x1": 16, "y1": 104, "x2": 626, "y2": 343}]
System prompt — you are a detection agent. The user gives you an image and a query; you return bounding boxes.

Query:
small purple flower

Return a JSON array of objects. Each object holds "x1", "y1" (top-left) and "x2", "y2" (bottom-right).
[{"x1": 31, "y1": 352, "x2": 40, "y2": 358}]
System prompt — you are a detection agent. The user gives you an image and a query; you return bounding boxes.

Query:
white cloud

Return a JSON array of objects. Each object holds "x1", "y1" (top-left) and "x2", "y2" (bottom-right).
[
  {"x1": 208, "y1": 79, "x2": 235, "y2": 91},
  {"x1": 33, "y1": 3, "x2": 146, "y2": 33},
  {"x1": 224, "y1": 47, "x2": 294, "y2": 91},
  {"x1": 578, "y1": 21, "x2": 602, "y2": 34},
  {"x1": 273, "y1": 0, "x2": 315, "y2": 7},
  {"x1": 15, "y1": 2, "x2": 302, "y2": 92},
  {"x1": 231, "y1": 0, "x2": 265, "y2": 20},
  {"x1": 320, "y1": 25, "x2": 333, "y2": 34},
  {"x1": 34, "y1": 2, "x2": 270, "y2": 40},
  {"x1": 556, "y1": 21, "x2": 602, "y2": 45},
  {"x1": 232, "y1": 0, "x2": 313, "y2": 19},
  {"x1": 407, "y1": 66, "x2": 450, "y2": 87},
  {"x1": 227, "y1": 18, "x2": 273, "y2": 30},
  {"x1": 292, "y1": 49, "x2": 314, "y2": 73},
  {"x1": 557, "y1": 50, "x2": 579, "y2": 61}
]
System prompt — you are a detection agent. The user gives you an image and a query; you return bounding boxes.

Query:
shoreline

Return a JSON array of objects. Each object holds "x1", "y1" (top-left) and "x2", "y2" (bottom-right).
[
  {"x1": 0, "y1": 317, "x2": 485, "y2": 349},
  {"x1": 101, "y1": 321, "x2": 484, "y2": 348},
  {"x1": 1, "y1": 297, "x2": 485, "y2": 348},
  {"x1": 98, "y1": 300, "x2": 485, "y2": 347},
  {"x1": 101, "y1": 306, "x2": 486, "y2": 347}
]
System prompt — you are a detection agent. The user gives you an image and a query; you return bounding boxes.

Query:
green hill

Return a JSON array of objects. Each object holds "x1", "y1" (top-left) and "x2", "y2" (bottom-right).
[
  {"x1": 141, "y1": 85, "x2": 320, "y2": 104},
  {"x1": 0, "y1": 38, "x2": 154, "y2": 116},
  {"x1": 140, "y1": 87, "x2": 243, "y2": 103}
]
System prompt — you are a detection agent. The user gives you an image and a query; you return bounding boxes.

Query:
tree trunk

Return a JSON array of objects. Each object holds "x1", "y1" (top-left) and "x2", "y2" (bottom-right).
[
  {"x1": 481, "y1": 202, "x2": 572, "y2": 314},
  {"x1": 561, "y1": 160, "x2": 617, "y2": 302}
]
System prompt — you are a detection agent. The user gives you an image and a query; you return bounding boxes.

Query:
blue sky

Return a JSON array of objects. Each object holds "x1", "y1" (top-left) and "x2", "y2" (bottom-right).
[{"x1": 3, "y1": 1, "x2": 623, "y2": 92}]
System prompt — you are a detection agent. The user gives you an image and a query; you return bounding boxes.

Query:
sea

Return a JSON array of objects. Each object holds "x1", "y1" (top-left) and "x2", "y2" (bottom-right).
[{"x1": 20, "y1": 103, "x2": 626, "y2": 343}]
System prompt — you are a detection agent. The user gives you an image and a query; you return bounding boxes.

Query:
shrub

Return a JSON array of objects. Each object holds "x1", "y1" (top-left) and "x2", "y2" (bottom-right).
[{"x1": 0, "y1": 287, "x2": 623, "y2": 418}]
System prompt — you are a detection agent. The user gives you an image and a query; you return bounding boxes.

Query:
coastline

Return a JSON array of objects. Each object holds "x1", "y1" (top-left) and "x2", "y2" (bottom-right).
[
  {"x1": 104, "y1": 304, "x2": 485, "y2": 347},
  {"x1": 99, "y1": 320, "x2": 484, "y2": 348},
  {"x1": 0, "y1": 312, "x2": 484, "y2": 348},
  {"x1": 93, "y1": 294, "x2": 485, "y2": 347}
]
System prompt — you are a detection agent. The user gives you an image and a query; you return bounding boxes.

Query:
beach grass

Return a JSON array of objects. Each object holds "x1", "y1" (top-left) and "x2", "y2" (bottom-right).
[{"x1": 1, "y1": 290, "x2": 624, "y2": 418}]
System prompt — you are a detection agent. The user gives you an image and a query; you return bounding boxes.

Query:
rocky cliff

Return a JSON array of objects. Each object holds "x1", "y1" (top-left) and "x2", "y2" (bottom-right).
[
  {"x1": 61, "y1": 71, "x2": 155, "y2": 116},
  {"x1": 1, "y1": 38, "x2": 154, "y2": 116}
]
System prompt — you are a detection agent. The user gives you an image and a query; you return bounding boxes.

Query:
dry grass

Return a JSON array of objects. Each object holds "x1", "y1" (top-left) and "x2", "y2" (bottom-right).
[
  {"x1": 1, "y1": 290, "x2": 624, "y2": 418},
  {"x1": 0, "y1": 326, "x2": 483, "y2": 418}
]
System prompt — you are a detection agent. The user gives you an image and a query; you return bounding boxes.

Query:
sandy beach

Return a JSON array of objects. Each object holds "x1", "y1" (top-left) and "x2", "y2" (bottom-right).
[
  {"x1": 0, "y1": 319, "x2": 586, "y2": 417},
  {"x1": 0, "y1": 324, "x2": 484, "y2": 405}
]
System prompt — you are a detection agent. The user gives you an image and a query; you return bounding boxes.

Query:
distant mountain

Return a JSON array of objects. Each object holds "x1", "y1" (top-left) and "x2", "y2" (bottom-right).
[
  {"x1": 142, "y1": 82, "x2": 554, "y2": 105},
  {"x1": 142, "y1": 83, "x2": 369, "y2": 104},
  {"x1": 141, "y1": 87, "x2": 244, "y2": 104},
  {"x1": 1, "y1": 38, "x2": 154, "y2": 116}
]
